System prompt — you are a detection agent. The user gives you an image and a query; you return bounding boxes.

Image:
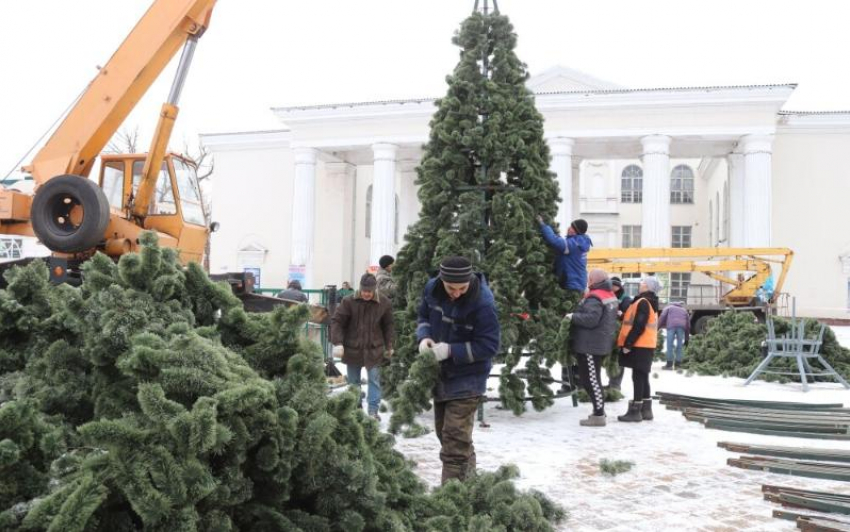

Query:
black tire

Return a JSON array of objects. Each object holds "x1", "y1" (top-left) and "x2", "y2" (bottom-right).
[
  {"x1": 692, "y1": 315, "x2": 714, "y2": 335},
  {"x1": 31, "y1": 175, "x2": 110, "y2": 253}
]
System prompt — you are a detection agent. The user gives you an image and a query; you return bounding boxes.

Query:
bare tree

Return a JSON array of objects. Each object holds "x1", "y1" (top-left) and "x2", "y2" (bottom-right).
[
  {"x1": 182, "y1": 141, "x2": 214, "y2": 185},
  {"x1": 105, "y1": 126, "x2": 140, "y2": 154}
]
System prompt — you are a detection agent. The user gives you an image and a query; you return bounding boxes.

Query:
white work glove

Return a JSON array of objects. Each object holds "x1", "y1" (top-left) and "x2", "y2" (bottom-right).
[
  {"x1": 332, "y1": 345, "x2": 344, "y2": 357},
  {"x1": 419, "y1": 338, "x2": 435, "y2": 354},
  {"x1": 564, "y1": 313, "x2": 573, "y2": 320},
  {"x1": 432, "y1": 342, "x2": 451, "y2": 362}
]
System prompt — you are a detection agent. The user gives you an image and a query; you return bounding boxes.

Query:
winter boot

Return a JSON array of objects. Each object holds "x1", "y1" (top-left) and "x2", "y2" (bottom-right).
[
  {"x1": 617, "y1": 400, "x2": 643, "y2": 422},
  {"x1": 662, "y1": 361, "x2": 673, "y2": 370},
  {"x1": 580, "y1": 414, "x2": 607, "y2": 427},
  {"x1": 641, "y1": 399, "x2": 654, "y2": 421}
]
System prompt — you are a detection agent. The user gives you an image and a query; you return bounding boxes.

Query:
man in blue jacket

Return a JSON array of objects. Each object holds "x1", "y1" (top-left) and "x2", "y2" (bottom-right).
[
  {"x1": 416, "y1": 256, "x2": 501, "y2": 484},
  {"x1": 537, "y1": 216, "x2": 593, "y2": 393}
]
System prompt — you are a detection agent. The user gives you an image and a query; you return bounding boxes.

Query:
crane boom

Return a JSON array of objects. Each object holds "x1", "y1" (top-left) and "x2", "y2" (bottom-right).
[{"x1": 25, "y1": 0, "x2": 216, "y2": 186}]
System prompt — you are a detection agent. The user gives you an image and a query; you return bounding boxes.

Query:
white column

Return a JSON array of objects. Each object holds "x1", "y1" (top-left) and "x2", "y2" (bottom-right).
[
  {"x1": 727, "y1": 152, "x2": 745, "y2": 247},
  {"x1": 291, "y1": 148, "x2": 318, "y2": 287},
  {"x1": 572, "y1": 159, "x2": 581, "y2": 221},
  {"x1": 549, "y1": 138, "x2": 575, "y2": 230},
  {"x1": 370, "y1": 143, "x2": 398, "y2": 267},
  {"x1": 741, "y1": 134, "x2": 773, "y2": 247},
  {"x1": 640, "y1": 135, "x2": 672, "y2": 248}
]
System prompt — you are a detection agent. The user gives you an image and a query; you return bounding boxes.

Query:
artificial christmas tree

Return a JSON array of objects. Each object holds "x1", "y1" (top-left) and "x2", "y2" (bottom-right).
[
  {"x1": 0, "y1": 233, "x2": 564, "y2": 531},
  {"x1": 384, "y1": 5, "x2": 573, "y2": 416}
]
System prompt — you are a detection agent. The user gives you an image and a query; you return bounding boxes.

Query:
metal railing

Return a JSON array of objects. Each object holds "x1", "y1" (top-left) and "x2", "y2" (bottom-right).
[{"x1": 256, "y1": 287, "x2": 336, "y2": 360}]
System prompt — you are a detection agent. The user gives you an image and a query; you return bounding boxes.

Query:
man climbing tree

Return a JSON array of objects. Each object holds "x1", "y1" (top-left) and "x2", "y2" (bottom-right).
[
  {"x1": 538, "y1": 215, "x2": 593, "y2": 392},
  {"x1": 384, "y1": 2, "x2": 573, "y2": 415}
]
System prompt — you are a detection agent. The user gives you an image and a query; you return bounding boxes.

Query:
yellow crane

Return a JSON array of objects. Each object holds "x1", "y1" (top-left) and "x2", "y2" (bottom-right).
[
  {"x1": 0, "y1": 0, "x2": 218, "y2": 283},
  {"x1": 587, "y1": 247, "x2": 794, "y2": 332}
]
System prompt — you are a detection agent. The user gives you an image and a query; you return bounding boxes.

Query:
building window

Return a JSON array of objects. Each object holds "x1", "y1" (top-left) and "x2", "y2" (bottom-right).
[
  {"x1": 621, "y1": 273, "x2": 641, "y2": 298},
  {"x1": 621, "y1": 165, "x2": 643, "y2": 203},
  {"x1": 622, "y1": 225, "x2": 642, "y2": 248},
  {"x1": 670, "y1": 165, "x2": 695, "y2": 204},
  {"x1": 367, "y1": 186, "x2": 399, "y2": 243},
  {"x1": 0, "y1": 238, "x2": 23, "y2": 259},
  {"x1": 670, "y1": 273, "x2": 691, "y2": 302},
  {"x1": 672, "y1": 226, "x2": 692, "y2": 248}
]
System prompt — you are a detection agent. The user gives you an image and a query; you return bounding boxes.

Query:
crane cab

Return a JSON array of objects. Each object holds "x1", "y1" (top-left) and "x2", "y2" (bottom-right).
[{"x1": 98, "y1": 152, "x2": 209, "y2": 265}]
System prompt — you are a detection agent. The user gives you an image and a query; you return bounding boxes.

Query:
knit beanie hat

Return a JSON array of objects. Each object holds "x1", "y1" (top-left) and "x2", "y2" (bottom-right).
[
  {"x1": 642, "y1": 275, "x2": 662, "y2": 294},
  {"x1": 360, "y1": 273, "x2": 377, "y2": 290},
  {"x1": 379, "y1": 255, "x2": 395, "y2": 269},
  {"x1": 571, "y1": 219, "x2": 588, "y2": 235},
  {"x1": 588, "y1": 269, "x2": 609, "y2": 285},
  {"x1": 439, "y1": 256, "x2": 473, "y2": 283},
  {"x1": 610, "y1": 276, "x2": 623, "y2": 288}
]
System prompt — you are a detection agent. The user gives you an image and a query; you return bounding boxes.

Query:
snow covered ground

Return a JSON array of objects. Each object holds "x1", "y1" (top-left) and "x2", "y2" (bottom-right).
[{"x1": 383, "y1": 327, "x2": 850, "y2": 531}]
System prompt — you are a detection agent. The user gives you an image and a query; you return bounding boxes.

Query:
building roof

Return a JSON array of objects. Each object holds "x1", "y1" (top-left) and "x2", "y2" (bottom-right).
[
  {"x1": 273, "y1": 83, "x2": 798, "y2": 114},
  {"x1": 779, "y1": 110, "x2": 850, "y2": 116}
]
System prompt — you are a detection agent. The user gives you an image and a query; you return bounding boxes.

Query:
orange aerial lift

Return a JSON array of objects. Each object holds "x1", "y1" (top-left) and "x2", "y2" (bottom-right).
[{"x1": 587, "y1": 247, "x2": 794, "y2": 333}]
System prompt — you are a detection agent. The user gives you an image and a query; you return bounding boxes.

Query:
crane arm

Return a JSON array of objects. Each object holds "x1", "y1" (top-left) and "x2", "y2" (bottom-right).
[{"x1": 26, "y1": 0, "x2": 216, "y2": 186}]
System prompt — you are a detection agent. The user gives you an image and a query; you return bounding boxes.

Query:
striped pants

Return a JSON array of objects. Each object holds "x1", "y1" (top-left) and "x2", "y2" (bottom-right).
[{"x1": 577, "y1": 353, "x2": 605, "y2": 416}]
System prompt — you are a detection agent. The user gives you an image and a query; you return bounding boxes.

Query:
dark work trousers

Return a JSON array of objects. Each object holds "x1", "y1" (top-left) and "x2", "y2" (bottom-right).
[
  {"x1": 434, "y1": 396, "x2": 480, "y2": 484},
  {"x1": 632, "y1": 369, "x2": 651, "y2": 402},
  {"x1": 577, "y1": 353, "x2": 605, "y2": 416}
]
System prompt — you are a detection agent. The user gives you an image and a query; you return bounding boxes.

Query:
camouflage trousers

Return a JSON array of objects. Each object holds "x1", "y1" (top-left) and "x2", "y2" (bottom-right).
[{"x1": 434, "y1": 396, "x2": 481, "y2": 484}]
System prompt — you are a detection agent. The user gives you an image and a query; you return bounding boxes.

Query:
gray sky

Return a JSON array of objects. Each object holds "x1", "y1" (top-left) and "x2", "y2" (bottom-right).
[{"x1": 1, "y1": 0, "x2": 849, "y2": 178}]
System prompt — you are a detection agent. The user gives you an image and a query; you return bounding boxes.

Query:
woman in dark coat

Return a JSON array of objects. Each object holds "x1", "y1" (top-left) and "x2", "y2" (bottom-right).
[{"x1": 616, "y1": 276, "x2": 662, "y2": 422}]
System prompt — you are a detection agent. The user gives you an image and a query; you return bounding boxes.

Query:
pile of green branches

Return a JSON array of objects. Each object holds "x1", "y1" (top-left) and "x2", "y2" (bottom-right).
[
  {"x1": 685, "y1": 311, "x2": 850, "y2": 382},
  {"x1": 0, "y1": 233, "x2": 564, "y2": 532}
]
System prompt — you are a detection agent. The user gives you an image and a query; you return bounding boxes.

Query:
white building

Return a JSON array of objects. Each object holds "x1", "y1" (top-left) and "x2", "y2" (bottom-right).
[{"x1": 202, "y1": 67, "x2": 850, "y2": 320}]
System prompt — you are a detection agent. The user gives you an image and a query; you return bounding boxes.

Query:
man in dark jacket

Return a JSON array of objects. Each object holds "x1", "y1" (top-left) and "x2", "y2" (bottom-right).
[
  {"x1": 537, "y1": 216, "x2": 593, "y2": 393},
  {"x1": 570, "y1": 269, "x2": 619, "y2": 427},
  {"x1": 277, "y1": 279, "x2": 308, "y2": 303},
  {"x1": 376, "y1": 255, "x2": 397, "y2": 300},
  {"x1": 606, "y1": 277, "x2": 633, "y2": 390},
  {"x1": 416, "y1": 256, "x2": 500, "y2": 484},
  {"x1": 331, "y1": 273, "x2": 394, "y2": 420}
]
